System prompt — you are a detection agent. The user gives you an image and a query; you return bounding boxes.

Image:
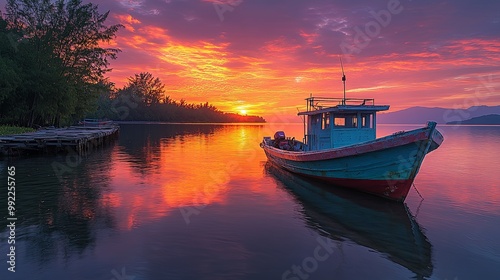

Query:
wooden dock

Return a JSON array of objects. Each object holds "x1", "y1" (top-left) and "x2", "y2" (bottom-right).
[{"x1": 0, "y1": 125, "x2": 119, "y2": 156}]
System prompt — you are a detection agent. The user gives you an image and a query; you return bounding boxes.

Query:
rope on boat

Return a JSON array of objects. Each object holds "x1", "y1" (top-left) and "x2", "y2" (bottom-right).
[
  {"x1": 412, "y1": 183, "x2": 424, "y2": 200},
  {"x1": 411, "y1": 183, "x2": 425, "y2": 220}
]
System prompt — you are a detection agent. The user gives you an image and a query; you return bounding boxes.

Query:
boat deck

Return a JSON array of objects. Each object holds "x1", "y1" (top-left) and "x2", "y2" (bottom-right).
[{"x1": 0, "y1": 125, "x2": 119, "y2": 156}]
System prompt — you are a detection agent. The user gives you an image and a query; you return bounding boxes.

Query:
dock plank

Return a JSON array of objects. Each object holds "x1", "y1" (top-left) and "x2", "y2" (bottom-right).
[{"x1": 0, "y1": 125, "x2": 119, "y2": 156}]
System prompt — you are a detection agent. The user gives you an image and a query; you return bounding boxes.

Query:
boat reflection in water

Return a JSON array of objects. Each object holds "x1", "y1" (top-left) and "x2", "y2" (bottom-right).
[{"x1": 265, "y1": 162, "x2": 433, "y2": 278}]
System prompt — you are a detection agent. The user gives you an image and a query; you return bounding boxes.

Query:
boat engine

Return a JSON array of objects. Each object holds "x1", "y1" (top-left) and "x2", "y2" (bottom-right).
[
  {"x1": 274, "y1": 131, "x2": 292, "y2": 150},
  {"x1": 274, "y1": 131, "x2": 285, "y2": 141}
]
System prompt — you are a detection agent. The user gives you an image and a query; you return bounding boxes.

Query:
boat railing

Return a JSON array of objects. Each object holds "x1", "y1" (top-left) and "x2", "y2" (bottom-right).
[
  {"x1": 305, "y1": 97, "x2": 375, "y2": 112},
  {"x1": 304, "y1": 134, "x2": 313, "y2": 146}
]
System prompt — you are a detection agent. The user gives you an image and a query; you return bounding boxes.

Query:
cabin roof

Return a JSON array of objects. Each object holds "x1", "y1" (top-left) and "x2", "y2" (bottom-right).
[
  {"x1": 297, "y1": 97, "x2": 388, "y2": 116},
  {"x1": 298, "y1": 102, "x2": 389, "y2": 116}
]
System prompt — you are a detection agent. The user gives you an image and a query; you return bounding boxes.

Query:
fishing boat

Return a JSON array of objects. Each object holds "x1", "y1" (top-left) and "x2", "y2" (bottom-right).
[{"x1": 260, "y1": 67, "x2": 443, "y2": 201}]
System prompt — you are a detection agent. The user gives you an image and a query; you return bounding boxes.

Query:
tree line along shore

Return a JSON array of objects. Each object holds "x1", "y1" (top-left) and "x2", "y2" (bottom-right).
[{"x1": 0, "y1": 0, "x2": 265, "y2": 131}]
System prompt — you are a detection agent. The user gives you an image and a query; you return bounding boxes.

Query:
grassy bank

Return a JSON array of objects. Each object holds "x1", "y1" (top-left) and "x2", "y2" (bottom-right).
[{"x1": 0, "y1": 125, "x2": 35, "y2": 136}]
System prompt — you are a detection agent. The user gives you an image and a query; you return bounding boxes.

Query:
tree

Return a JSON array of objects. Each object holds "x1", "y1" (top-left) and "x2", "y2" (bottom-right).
[
  {"x1": 125, "y1": 72, "x2": 165, "y2": 105},
  {"x1": 2, "y1": 0, "x2": 123, "y2": 126},
  {"x1": 0, "y1": 15, "x2": 24, "y2": 123}
]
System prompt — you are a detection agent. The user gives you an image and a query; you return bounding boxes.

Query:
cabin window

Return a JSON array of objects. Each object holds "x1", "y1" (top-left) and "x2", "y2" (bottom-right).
[
  {"x1": 350, "y1": 115, "x2": 358, "y2": 128},
  {"x1": 361, "y1": 113, "x2": 373, "y2": 128},
  {"x1": 334, "y1": 114, "x2": 357, "y2": 128},
  {"x1": 313, "y1": 115, "x2": 321, "y2": 125},
  {"x1": 334, "y1": 117, "x2": 345, "y2": 126},
  {"x1": 322, "y1": 113, "x2": 330, "y2": 130}
]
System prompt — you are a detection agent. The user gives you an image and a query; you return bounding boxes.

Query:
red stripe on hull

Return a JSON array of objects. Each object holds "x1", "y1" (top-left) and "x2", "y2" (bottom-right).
[{"x1": 296, "y1": 173, "x2": 414, "y2": 201}]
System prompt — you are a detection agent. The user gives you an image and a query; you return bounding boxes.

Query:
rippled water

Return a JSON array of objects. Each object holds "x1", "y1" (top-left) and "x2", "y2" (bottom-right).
[{"x1": 1, "y1": 123, "x2": 499, "y2": 280}]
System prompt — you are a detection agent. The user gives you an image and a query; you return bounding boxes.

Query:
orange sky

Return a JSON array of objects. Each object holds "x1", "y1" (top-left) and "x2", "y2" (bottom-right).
[{"x1": 89, "y1": 0, "x2": 500, "y2": 119}]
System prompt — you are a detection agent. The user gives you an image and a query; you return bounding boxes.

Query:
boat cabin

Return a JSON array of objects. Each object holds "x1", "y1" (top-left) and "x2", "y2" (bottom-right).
[{"x1": 298, "y1": 97, "x2": 389, "y2": 151}]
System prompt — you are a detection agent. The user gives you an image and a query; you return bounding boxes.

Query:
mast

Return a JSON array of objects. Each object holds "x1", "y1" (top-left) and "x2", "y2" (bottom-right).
[{"x1": 340, "y1": 57, "x2": 346, "y2": 105}]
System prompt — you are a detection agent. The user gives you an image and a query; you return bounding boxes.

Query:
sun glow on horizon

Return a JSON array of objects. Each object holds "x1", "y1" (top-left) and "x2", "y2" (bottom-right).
[{"x1": 99, "y1": 3, "x2": 500, "y2": 118}]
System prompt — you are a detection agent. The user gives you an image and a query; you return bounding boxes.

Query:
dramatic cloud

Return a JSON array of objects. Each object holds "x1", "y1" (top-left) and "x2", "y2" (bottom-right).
[{"x1": 1, "y1": 0, "x2": 499, "y2": 117}]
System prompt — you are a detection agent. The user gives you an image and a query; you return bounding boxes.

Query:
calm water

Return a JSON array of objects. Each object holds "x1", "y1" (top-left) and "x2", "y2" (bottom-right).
[{"x1": 1, "y1": 123, "x2": 499, "y2": 280}]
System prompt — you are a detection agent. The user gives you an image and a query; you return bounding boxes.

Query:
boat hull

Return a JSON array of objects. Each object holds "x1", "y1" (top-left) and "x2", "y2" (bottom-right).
[{"x1": 262, "y1": 122, "x2": 443, "y2": 201}]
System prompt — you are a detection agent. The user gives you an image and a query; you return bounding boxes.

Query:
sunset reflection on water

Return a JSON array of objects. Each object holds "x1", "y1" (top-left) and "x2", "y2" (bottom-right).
[
  {"x1": 104, "y1": 124, "x2": 269, "y2": 230},
  {"x1": 1, "y1": 123, "x2": 499, "y2": 279}
]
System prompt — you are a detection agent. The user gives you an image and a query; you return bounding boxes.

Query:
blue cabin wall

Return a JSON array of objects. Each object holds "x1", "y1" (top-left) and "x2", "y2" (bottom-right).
[
  {"x1": 331, "y1": 128, "x2": 375, "y2": 148},
  {"x1": 306, "y1": 114, "x2": 324, "y2": 151},
  {"x1": 331, "y1": 112, "x2": 376, "y2": 148},
  {"x1": 306, "y1": 112, "x2": 377, "y2": 150}
]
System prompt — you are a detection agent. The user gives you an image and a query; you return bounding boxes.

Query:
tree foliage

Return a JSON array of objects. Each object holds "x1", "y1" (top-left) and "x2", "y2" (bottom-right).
[
  {"x1": 0, "y1": 2, "x2": 265, "y2": 126},
  {"x1": 90, "y1": 72, "x2": 265, "y2": 123},
  {"x1": 125, "y1": 72, "x2": 165, "y2": 105},
  {"x1": 0, "y1": 0, "x2": 122, "y2": 127}
]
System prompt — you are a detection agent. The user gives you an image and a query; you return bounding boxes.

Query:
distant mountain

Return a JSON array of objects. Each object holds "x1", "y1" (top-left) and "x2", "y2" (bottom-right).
[
  {"x1": 377, "y1": 105, "x2": 500, "y2": 124},
  {"x1": 447, "y1": 114, "x2": 500, "y2": 125}
]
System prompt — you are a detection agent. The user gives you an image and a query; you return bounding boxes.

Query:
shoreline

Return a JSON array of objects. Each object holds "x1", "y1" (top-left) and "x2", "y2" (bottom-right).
[{"x1": 113, "y1": 120, "x2": 266, "y2": 125}]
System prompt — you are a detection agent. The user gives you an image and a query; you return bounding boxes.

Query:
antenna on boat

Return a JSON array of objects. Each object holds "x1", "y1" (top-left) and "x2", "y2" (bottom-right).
[{"x1": 340, "y1": 56, "x2": 346, "y2": 105}]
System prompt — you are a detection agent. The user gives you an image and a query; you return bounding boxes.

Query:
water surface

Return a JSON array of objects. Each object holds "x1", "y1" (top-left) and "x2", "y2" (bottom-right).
[{"x1": 1, "y1": 123, "x2": 499, "y2": 279}]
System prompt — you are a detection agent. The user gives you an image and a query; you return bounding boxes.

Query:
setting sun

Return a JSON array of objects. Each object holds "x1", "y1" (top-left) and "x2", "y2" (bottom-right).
[{"x1": 239, "y1": 109, "x2": 248, "y2": 115}]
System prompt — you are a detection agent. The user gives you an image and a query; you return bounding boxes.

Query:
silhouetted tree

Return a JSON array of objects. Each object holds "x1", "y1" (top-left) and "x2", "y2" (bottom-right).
[
  {"x1": 0, "y1": 0, "x2": 122, "y2": 126},
  {"x1": 125, "y1": 72, "x2": 165, "y2": 105}
]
